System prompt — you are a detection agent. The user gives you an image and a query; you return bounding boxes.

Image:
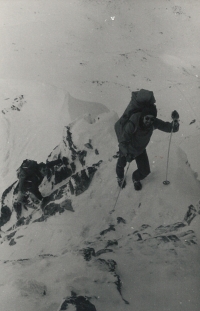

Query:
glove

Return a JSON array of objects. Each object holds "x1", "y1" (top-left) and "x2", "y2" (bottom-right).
[
  {"x1": 126, "y1": 154, "x2": 133, "y2": 163},
  {"x1": 171, "y1": 110, "x2": 179, "y2": 120}
]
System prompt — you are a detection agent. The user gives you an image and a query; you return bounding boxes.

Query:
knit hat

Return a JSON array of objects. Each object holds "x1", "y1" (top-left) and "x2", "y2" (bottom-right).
[{"x1": 141, "y1": 105, "x2": 157, "y2": 118}]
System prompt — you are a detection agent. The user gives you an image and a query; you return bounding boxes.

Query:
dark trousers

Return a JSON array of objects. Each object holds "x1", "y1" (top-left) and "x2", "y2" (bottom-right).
[{"x1": 116, "y1": 149, "x2": 151, "y2": 182}]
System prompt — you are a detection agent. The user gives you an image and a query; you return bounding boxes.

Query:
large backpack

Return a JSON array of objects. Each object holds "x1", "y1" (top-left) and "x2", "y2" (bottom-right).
[
  {"x1": 115, "y1": 89, "x2": 156, "y2": 142},
  {"x1": 17, "y1": 159, "x2": 39, "y2": 179}
]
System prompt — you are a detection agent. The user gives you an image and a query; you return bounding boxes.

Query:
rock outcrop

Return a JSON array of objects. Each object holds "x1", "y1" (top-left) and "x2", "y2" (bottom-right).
[{"x1": 0, "y1": 111, "x2": 117, "y2": 226}]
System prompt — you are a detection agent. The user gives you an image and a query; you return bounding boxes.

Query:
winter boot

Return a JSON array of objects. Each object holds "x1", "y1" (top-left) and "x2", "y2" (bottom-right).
[
  {"x1": 133, "y1": 180, "x2": 142, "y2": 191},
  {"x1": 117, "y1": 177, "x2": 126, "y2": 189}
]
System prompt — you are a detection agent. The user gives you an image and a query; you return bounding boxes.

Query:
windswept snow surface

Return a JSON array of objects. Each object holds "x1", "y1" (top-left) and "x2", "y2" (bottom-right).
[{"x1": 0, "y1": 110, "x2": 200, "y2": 311}]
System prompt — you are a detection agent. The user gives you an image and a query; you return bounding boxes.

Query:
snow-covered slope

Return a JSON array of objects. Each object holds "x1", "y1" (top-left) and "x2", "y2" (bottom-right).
[
  {"x1": 1, "y1": 1, "x2": 200, "y2": 310},
  {"x1": 0, "y1": 79, "x2": 109, "y2": 196},
  {"x1": 1, "y1": 106, "x2": 200, "y2": 311}
]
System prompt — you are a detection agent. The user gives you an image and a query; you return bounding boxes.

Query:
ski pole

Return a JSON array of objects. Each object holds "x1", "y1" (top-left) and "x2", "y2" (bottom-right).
[
  {"x1": 163, "y1": 110, "x2": 179, "y2": 185},
  {"x1": 163, "y1": 121, "x2": 174, "y2": 185},
  {"x1": 110, "y1": 162, "x2": 130, "y2": 214}
]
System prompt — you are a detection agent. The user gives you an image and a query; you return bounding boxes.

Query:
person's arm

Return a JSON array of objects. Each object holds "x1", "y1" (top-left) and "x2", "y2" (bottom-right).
[
  {"x1": 119, "y1": 121, "x2": 135, "y2": 156},
  {"x1": 154, "y1": 118, "x2": 179, "y2": 133},
  {"x1": 154, "y1": 110, "x2": 179, "y2": 133}
]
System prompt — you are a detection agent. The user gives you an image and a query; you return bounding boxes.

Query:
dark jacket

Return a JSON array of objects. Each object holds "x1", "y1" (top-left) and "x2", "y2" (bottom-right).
[{"x1": 115, "y1": 112, "x2": 179, "y2": 158}]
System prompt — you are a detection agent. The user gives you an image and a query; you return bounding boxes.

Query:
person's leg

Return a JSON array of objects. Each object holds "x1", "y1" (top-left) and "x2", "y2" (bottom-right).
[
  {"x1": 132, "y1": 150, "x2": 150, "y2": 188},
  {"x1": 116, "y1": 152, "x2": 127, "y2": 179},
  {"x1": 116, "y1": 151, "x2": 127, "y2": 188}
]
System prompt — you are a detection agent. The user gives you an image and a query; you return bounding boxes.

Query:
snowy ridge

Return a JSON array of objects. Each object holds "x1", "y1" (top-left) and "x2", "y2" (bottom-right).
[
  {"x1": 1, "y1": 108, "x2": 200, "y2": 311},
  {"x1": 0, "y1": 79, "x2": 110, "y2": 196}
]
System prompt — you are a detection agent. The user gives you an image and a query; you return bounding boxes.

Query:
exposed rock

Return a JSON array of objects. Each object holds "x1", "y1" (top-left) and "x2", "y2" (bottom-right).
[
  {"x1": 78, "y1": 150, "x2": 87, "y2": 166},
  {"x1": 95, "y1": 149, "x2": 99, "y2": 155},
  {"x1": 97, "y1": 258, "x2": 117, "y2": 273},
  {"x1": 60, "y1": 199, "x2": 74, "y2": 212},
  {"x1": 184, "y1": 205, "x2": 197, "y2": 225},
  {"x1": 16, "y1": 235, "x2": 24, "y2": 239},
  {"x1": 42, "y1": 165, "x2": 99, "y2": 210},
  {"x1": 44, "y1": 203, "x2": 62, "y2": 216},
  {"x1": 143, "y1": 229, "x2": 197, "y2": 248},
  {"x1": 13, "y1": 202, "x2": 22, "y2": 220},
  {"x1": 97, "y1": 259, "x2": 129, "y2": 305},
  {"x1": 39, "y1": 254, "x2": 57, "y2": 258},
  {"x1": 62, "y1": 156, "x2": 69, "y2": 166},
  {"x1": 1, "y1": 128, "x2": 102, "y2": 224},
  {"x1": 65, "y1": 126, "x2": 78, "y2": 161},
  {"x1": 81, "y1": 247, "x2": 95, "y2": 261},
  {"x1": 6, "y1": 231, "x2": 17, "y2": 241},
  {"x1": 15, "y1": 216, "x2": 26, "y2": 227},
  {"x1": 113, "y1": 151, "x2": 119, "y2": 159},
  {"x1": 106, "y1": 239, "x2": 118, "y2": 247},
  {"x1": 0, "y1": 181, "x2": 17, "y2": 225},
  {"x1": 33, "y1": 215, "x2": 48, "y2": 223},
  {"x1": 68, "y1": 180, "x2": 74, "y2": 195},
  {"x1": 0, "y1": 205, "x2": 12, "y2": 226},
  {"x1": 43, "y1": 200, "x2": 74, "y2": 216},
  {"x1": 60, "y1": 293, "x2": 97, "y2": 311},
  {"x1": 84, "y1": 143, "x2": 93, "y2": 149},
  {"x1": 177, "y1": 230, "x2": 197, "y2": 245},
  {"x1": 92, "y1": 160, "x2": 103, "y2": 168},
  {"x1": 137, "y1": 233, "x2": 143, "y2": 241},
  {"x1": 55, "y1": 166, "x2": 72, "y2": 184},
  {"x1": 95, "y1": 249, "x2": 113, "y2": 256},
  {"x1": 100, "y1": 225, "x2": 115, "y2": 236},
  {"x1": 117, "y1": 217, "x2": 126, "y2": 224},
  {"x1": 155, "y1": 222, "x2": 186, "y2": 234},
  {"x1": 167, "y1": 235, "x2": 180, "y2": 242},
  {"x1": 72, "y1": 167, "x2": 97, "y2": 196},
  {"x1": 189, "y1": 119, "x2": 196, "y2": 125},
  {"x1": 9, "y1": 238, "x2": 16, "y2": 246},
  {"x1": 70, "y1": 162, "x2": 76, "y2": 173},
  {"x1": 140, "y1": 224, "x2": 151, "y2": 230}
]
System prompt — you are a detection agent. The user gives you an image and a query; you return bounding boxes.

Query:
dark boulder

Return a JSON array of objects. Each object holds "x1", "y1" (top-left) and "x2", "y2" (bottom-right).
[
  {"x1": 9, "y1": 238, "x2": 17, "y2": 246},
  {"x1": 60, "y1": 293, "x2": 97, "y2": 311},
  {"x1": 55, "y1": 166, "x2": 73, "y2": 184},
  {"x1": 44, "y1": 200, "x2": 73, "y2": 216},
  {"x1": 81, "y1": 247, "x2": 95, "y2": 261},
  {"x1": 0, "y1": 205, "x2": 12, "y2": 226}
]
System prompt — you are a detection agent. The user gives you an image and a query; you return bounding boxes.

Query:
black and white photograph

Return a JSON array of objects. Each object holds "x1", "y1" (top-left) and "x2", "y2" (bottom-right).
[{"x1": 0, "y1": 1, "x2": 200, "y2": 310}]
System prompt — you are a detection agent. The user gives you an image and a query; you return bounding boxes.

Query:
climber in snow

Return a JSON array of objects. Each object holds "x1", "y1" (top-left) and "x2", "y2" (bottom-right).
[
  {"x1": 115, "y1": 89, "x2": 180, "y2": 190},
  {"x1": 14, "y1": 158, "x2": 64, "y2": 217}
]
